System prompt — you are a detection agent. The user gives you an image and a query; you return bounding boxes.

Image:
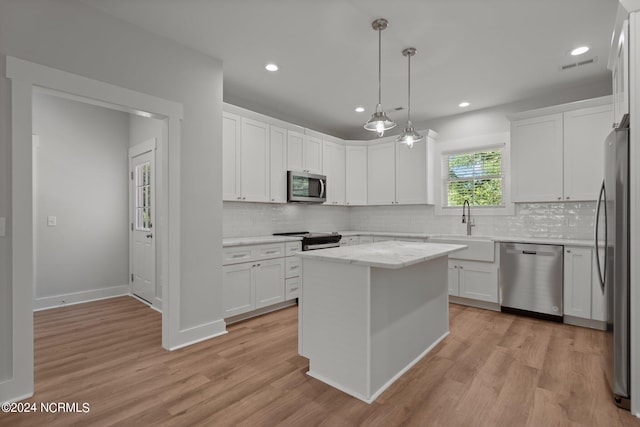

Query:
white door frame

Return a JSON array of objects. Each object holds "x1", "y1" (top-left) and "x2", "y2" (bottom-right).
[{"x1": 3, "y1": 56, "x2": 183, "y2": 402}]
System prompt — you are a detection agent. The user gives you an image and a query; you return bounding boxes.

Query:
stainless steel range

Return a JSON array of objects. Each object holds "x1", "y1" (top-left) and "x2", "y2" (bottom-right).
[{"x1": 273, "y1": 231, "x2": 342, "y2": 251}]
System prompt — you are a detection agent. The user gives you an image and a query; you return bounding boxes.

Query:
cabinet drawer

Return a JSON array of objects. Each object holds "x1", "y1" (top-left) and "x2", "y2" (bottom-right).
[
  {"x1": 254, "y1": 243, "x2": 285, "y2": 261},
  {"x1": 286, "y1": 277, "x2": 301, "y2": 300},
  {"x1": 285, "y1": 241, "x2": 302, "y2": 256},
  {"x1": 285, "y1": 256, "x2": 301, "y2": 278},
  {"x1": 223, "y1": 247, "x2": 253, "y2": 265}
]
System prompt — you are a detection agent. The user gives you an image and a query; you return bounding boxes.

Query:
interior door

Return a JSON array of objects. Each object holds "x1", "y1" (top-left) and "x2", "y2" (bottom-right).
[{"x1": 130, "y1": 140, "x2": 156, "y2": 304}]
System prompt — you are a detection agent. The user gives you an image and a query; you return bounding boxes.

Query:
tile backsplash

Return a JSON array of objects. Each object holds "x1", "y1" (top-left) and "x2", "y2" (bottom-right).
[{"x1": 224, "y1": 201, "x2": 596, "y2": 240}]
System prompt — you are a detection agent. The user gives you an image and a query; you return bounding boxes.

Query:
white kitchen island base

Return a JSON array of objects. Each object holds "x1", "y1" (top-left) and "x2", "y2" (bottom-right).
[{"x1": 299, "y1": 241, "x2": 464, "y2": 403}]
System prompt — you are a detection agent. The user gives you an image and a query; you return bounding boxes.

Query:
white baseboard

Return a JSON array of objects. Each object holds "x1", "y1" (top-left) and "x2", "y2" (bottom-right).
[
  {"x1": 168, "y1": 319, "x2": 227, "y2": 351},
  {"x1": 449, "y1": 296, "x2": 501, "y2": 311},
  {"x1": 563, "y1": 315, "x2": 607, "y2": 331},
  {"x1": 33, "y1": 285, "x2": 129, "y2": 311}
]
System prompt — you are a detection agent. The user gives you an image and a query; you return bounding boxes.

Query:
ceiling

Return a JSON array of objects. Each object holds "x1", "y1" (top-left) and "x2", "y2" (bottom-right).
[{"x1": 80, "y1": 0, "x2": 618, "y2": 140}]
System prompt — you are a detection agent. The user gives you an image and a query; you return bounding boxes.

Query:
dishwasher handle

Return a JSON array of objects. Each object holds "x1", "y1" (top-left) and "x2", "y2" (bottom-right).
[
  {"x1": 522, "y1": 250, "x2": 537, "y2": 255},
  {"x1": 504, "y1": 248, "x2": 558, "y2": 256}
]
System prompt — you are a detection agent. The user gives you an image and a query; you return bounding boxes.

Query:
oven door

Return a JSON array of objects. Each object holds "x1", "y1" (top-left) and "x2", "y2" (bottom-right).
[{"x1": 288, "y1": 171, "x2": 326, "y2": 203}]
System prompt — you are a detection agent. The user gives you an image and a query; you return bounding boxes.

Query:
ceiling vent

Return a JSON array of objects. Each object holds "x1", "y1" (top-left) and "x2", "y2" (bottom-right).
[{"x1": 560, "y1": 57, "x2": 597, "y2": 71}]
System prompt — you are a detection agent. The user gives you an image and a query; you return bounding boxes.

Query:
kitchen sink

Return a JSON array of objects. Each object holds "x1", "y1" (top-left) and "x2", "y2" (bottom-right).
[{"x1": 428, "y1": 235, "x2": 495, "y2": 262}]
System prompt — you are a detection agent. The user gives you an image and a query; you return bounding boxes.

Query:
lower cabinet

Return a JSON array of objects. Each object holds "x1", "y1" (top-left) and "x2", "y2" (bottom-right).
[
  {"x1": 223, "y1": 257, "x2": 285, "y2": 317},
  {"x1": 563, "y1": 245, "x2": 607, "y2": 325},
  {"x1": 448, "y1": 260, "x2": 498, "y2": 303}
]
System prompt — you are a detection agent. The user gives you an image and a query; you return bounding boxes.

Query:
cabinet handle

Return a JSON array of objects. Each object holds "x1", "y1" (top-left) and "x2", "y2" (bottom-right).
[
  {"x1": 271, "y1": 198, "x2": 275, "y2": 202},
  {"x1": 566, "y1": 196, "x2": 570, "y2": 200},
  {"x1": 459, "y1": 266, "x2": 464, "y2": 269},
  {"x1": 237, "y1": 197, "x2": 241, "y2": 200},
  {"x1": 232, "y1": 254, "x2": 246, "y2": 258},
  {"x1": 613, "y1": 122, "x2": 619, "y2": 128},
  {"x1": 454, "y1": 265, "x2": 458, "y2": 269},
  {"x1": 290, "y1": 287, "x2": 299, "y2": 291},
  {"x1": 566, "y1": 250, "x2": 571, "y2": 253},
  {"x1": 242, "y1": 197, "x2": 246, "y2": 200},
  {"x1": 291, "y1": 265, "x2": 299, "y2": 269},
  {"x1": 265, "y1": 250, "x2": 278, "y2": 254},
  {"x1": 557, "y1": 197, "x2": 562, "y2": 200}
]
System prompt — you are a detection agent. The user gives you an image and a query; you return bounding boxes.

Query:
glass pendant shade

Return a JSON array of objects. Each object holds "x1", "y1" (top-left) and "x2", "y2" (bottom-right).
[
  {"x1": 397, "y1": 47, "x2": 422, "y2": 147},
  {"x1": 364, "y1": 19, "x2": 395, "y2": 137}
]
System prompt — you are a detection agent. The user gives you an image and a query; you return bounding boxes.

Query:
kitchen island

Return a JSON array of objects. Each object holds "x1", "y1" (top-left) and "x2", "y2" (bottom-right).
[{"x1": 298, "y1": 240, "x2": 466, "y2": 403}]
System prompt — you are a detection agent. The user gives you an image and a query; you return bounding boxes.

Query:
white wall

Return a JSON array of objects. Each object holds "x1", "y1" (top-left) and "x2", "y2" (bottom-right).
[
  {"x1": 129, "y1": 114, "x2": 165, "y2": 304},
  {"x1": 33, "y1": 92, "x2": 129, "y2": 309},
  {"x1": 0, "y1": 54, "x2": 11, "y2": 382},
  {"x1": 0, "y1": 0, "x2": 223, "y2": 400},
  {"x1": 223, "y1": 202, "x2": 350, "y2": 238}
]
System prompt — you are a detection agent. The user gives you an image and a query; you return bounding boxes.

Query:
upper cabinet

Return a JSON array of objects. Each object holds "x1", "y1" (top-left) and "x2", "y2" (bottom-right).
[
  {"x1": 323, "y1": 141, "x2": 346, "y2": 205},
  {"x1": 223, "y1": 114, "x2": 270, "y2": 202},
  {"x1": 367, "y1": 132, "x2": 436, "y2": 205},
  {"x1": 510, "y1": 99, "x2": 612, "y2": 203},
  {"x1": 287, "y1": 131, "x2": 323, "y2": 175},
  {"x1": 345, "y1": 146, "x2": 368, "y2": 206},
  {"x1": 269, "y1": 126, "x2": 287, "y2": 203},
  {"x1": 612, "y1": 19, "x2": 629, "y2": 127}
]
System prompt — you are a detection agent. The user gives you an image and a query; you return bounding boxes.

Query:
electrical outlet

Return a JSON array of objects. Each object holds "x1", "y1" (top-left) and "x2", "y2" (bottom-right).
[{"x1": 47, "y1": 216, "x2": 57, "y2": 227}]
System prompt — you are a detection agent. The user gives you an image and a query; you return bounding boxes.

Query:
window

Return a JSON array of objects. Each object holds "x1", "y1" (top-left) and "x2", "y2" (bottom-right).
[
  {"x1": 135, "y1": 162, "x2": 152, "y2": 230},
  {"x1": 442, "y1": 147, "x2": 504, "y2": 208}
]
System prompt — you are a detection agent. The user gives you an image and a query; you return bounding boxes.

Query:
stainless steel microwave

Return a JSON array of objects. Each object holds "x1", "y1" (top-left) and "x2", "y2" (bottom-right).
[{"x1": 287, "y1": 171, "x2": 326, "y2": 203}]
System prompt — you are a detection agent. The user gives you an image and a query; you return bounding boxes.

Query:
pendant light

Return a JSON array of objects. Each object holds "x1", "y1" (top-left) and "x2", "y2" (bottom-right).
[
  {"x1": 396, "y1": 47, "x2": 423, "y2": 148},
  {"x1": 364, "y1": 18, "x2": 396, "y2": 137}
]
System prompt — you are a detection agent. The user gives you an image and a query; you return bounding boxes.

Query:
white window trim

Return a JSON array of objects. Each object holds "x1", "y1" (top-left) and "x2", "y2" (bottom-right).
[{"x1": 434, "y1": 132, "x2": 514, "y2": 216}]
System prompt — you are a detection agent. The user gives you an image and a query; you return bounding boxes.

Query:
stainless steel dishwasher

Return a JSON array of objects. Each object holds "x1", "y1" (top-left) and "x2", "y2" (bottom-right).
[{"x1": 500, "y1": 243, "x2": 563, "y2": 321}]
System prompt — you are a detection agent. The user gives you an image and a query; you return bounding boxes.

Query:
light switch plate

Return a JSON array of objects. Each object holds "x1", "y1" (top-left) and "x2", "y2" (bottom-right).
[
  {"x1": 0, "y1": 217, "x2": 5, "y2": 237},
  {"x1": 47, "y1": 216, "x2": 57, "y2": 227}
]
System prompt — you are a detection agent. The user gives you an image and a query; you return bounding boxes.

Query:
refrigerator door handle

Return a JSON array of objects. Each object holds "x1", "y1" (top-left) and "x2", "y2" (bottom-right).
[{"x1": 594, "y1": 180, "x2": 607, "y2": 294}]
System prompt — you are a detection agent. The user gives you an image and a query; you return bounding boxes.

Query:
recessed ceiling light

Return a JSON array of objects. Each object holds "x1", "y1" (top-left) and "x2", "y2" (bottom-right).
[
  {"x1": 265, "y1": 63, "x2": 279, "y2": 72},
  {"x1": 570, "y1": 46, "x2": 589, "y2": 56},
  {"x1": 459, "y1": 101, "x2": 470, "y2": 108},
  {"x1": 355, "y1": 106, "x2": 365, "y2": 113}
]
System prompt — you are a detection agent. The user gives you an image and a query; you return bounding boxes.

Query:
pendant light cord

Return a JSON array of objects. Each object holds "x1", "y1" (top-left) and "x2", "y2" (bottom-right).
[
  {"x1": 378, "y1": 27, "x2": 382, "y2": 106},
  {"x1": 407, "y1": 53, "x2": 411, "y2": 123}
]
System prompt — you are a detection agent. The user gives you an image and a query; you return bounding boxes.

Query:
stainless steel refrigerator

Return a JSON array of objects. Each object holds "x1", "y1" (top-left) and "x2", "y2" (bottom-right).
[{"x1": 595, "y1": 126, "x2": 630, "y2": 410}]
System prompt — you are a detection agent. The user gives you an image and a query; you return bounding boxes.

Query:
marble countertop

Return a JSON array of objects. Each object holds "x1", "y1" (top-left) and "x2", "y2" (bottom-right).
[
  {"x1": 223, "y1": 235, "x2": 302, "y2": 247},
  {"x1": 339, "y1": 231, "x2": 593, "y2": 247},
  {"x1": 298, "y1": 241, "x2": 467, "y2": 269}
]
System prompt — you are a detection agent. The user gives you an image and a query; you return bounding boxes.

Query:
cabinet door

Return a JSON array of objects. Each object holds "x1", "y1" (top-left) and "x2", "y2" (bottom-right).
[
  {"x1": 458, "y1": 261, "x2": 498, "y2": 302},
  {"x1": 223, "y1": 263, "x2": 254, "y2": 317},
  {"x1": 345, "y1": 146, "x2": 367, "y2": 205},
  {"x1": 448, "y1": 261, "x2": 459, "y2": 296},
  {"x1": 322, "y1": 142, "x2": 335, "y2": 204},
  {"x1": 304, "y1": 135, "x2": 323, "y2": 174},
  {"x1": 511, "y1": 113, "x2": 563, "y2": 202},
  {"x1": 269, "y1": 126, "x2": 287, "y2": 203},
  {"x1": 255, "y1": 258, "x2": 285, "y2": 309},
  {"x1": 396, "y1": 139, "x2": 427, "y2": 204},
  {"x1": 563, "y1": 105, "x2": 612, "y2": 201},
  {"x1": 332, "y1": 144, "x2": 346, "y2": 205},
  {"x1": 222, "y1": 112, "x2": 241, "y2": 201},
  {"x1": 367, "y1": 142, "x2": 396, "y2": 205},
  {"x1": 563, "y1": 246, "x2": 592, "y2": 318},
  {"x1": 240, "y1": 118, "x2": 270, "y2": 202},
  {"x1": 591, "y1": 247, "x2": 607, "y2": 321},
  {"x1": 613, "y1": 20, "x2": 629, "y2": 127},
  {"x1": 287, "y1": 130, "x2": 305, "y2": 172}
]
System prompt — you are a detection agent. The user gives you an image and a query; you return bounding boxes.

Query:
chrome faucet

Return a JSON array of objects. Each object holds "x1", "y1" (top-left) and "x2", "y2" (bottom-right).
[{"x1": 462, "y1": 199, "x2": 475, "y2": 236}]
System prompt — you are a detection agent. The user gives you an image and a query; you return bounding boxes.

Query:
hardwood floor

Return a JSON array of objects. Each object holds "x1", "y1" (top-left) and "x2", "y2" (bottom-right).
[{"x1": 2, "y1": 296, "x2": 639, "y2": 426}]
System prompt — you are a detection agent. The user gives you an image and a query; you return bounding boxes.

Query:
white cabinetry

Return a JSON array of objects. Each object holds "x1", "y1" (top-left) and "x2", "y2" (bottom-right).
[
  {"x1": 323, "y1": 142, "x2": 346, "y2": 205},
  {"x1": 511, "y1": 113, "x2": 564, "y2": 202},
  {"x1": 367, "y1": 133, "x2": 436, "y2": 205},
  {"x1": 269, "y1": 126, "x2": 287, "y2": 203},
  {"x1": 223, "y1": 112, "x2": 241, "y2": 201},
  {"x1": 287, "y1": 131, "x2": 323, "y2": 174},
  {"x1": 448, "y1": 260, "x2": 498, "y2": 303},
  {"x1": 345, "y1": 146, "x2": 367, "y2": 205},
  {"x1": 285, "y1": 241, "x2": 302, "y2": 300},
  {"x1": 612, "y1": 19, "x2": 629, "y2": 127},
  {"x1": 563, "y1": 245, "x2": 607, "y2": 328},
  {"x1": 563, "y1": 246, "x2": 592, "y2": 317},
  {"x1": 510, "y1": 100, "x2": 613, "y2": 202},
  {"x1": 222, "y1": 243, "x2": 286, "y2": 317},
  {"x1": 563, "y1": 105, "x2": 613, "y2": 201},
  {"x1": 222, "y1": 113, "x2": 270, "y2": 202},
  {"x1": 367, "y1": 141, "x2": 396, "y2": 205}
]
